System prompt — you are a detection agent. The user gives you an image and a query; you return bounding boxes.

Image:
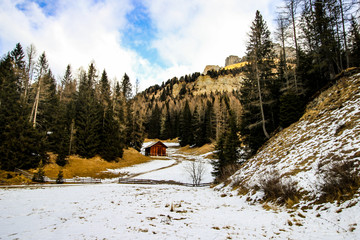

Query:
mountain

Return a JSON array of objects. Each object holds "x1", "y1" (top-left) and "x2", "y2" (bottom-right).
[
  {"x1": 133, "y1": 64, "x2": 246, "y2": 142},
  {"x1": 220, "y1": 69, "x2": 360, "y2": 205}
]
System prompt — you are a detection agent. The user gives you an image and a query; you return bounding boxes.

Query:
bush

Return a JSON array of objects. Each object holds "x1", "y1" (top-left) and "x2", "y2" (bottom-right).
[
  {"x1": 56, "y1": 170, "x2": 64, "y2": 184},
  {"x1": 319, "y1": 160, "x2": 360, "y2": 203},
  {"x1": 258, "y1": 170, "x2": 300, "y2": 206},
  {"x1": 32, "y1": 160, "x2": 45, "y2": 183}
]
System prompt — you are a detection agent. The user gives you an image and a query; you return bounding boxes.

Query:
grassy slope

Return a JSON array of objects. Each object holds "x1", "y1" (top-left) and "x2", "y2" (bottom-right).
[
  {"x1": 225, "y1": 71, "x2": 360, "y2": 201},
  {"x1": 43, "y1": 148, "x2": 151, "y2": 179}
]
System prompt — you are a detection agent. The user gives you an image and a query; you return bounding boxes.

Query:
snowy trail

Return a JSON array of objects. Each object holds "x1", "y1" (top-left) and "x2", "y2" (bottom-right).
[{"x1": 111, "y1": 142, "x2": 214, "y2": 184}]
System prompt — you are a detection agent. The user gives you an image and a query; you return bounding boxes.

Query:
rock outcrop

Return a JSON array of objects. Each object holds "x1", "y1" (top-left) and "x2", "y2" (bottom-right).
[
  {"x1": 202, "y1": 65, "x2": 221, "y2": 75},
  {"x1": 225, "y1": 55, "x2": 242, "y2": 67}
]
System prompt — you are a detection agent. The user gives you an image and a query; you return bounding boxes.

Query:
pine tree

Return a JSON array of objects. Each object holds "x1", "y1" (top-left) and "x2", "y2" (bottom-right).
[
  {"x1": 54, "y1": 65, "x2": 77, "y2": 166},
  {"x1": 100, "y1": 102, "x2": 124, "y2": 161},
  {"x1": 75, "y1": 66, "x2": 102, "y2": 158},
  {"x1": 0, "y1": 54, "x2": 46, "y2": 170},
  {"x1": 179, "y1": 100, "x2": 193, "y2": 147},
  {"x1": 161, "y1": 103, "x2": 173, "y2": 140},
  {"x1": 147, "y1": 103, "x2": 161, "y2": 139},
  {"x1": 349, "y1": 17, "x2": 360, "y2": 67},
  {"x1": 121, "y1": 73, "x2": 132, "y2": 101},
  {"x1": 240, "y1": 10, "x2": 279, "y2": 154},
  {"x1": 129, "y1": 110, "x2": 144, "y2": 151},
  {"x1": 212, "y1": 100, "x2": 241, "y2": 181},
  {"x1": 192, "y1": 106, "x2": 203, "y2": 146}
]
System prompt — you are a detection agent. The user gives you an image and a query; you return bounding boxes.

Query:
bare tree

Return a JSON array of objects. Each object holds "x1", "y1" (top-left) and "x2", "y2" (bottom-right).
[
  {"x1": 184, "y1": 158, "x2": 206, "y2": 186},
  {"x1": 24, "y1": 44, "x2": 36, "y2": 102},
  {"x1": 285, "y1": 0, "x2": 300, "y2": 93}
]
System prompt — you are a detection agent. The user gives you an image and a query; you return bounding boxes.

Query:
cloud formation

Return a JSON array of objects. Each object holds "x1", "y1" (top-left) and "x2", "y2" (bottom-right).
[{"x1": 0, "y1": 0, "x2": 281, "y2": 90}]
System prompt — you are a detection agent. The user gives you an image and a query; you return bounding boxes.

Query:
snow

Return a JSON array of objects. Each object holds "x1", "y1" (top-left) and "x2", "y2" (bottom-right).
[
  {"x1": 1, "y1": 184, "x2": 359, "y2": 239},
  {"x1": 133, "y1": 160, "x2": 213, "y2": 184},
  {"x1": 2, "y1": 73, "x2": 360, "y2": 240},
  {"x1": 227, "y1": 73, "x2": 360, "y2": 196},
  {"x1": 107, "y1": 160, "x2": 177, "y2": 176},
  {"x1": 106, "y1": 141, "x2": 214, "y2": 185}
]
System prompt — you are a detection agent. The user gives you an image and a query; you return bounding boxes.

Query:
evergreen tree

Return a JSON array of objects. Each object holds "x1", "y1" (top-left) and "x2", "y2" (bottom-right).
[
  {"x1": 240, "y1": 10, "x2": 279, "y2": 154},
  {"x1": 54, "y1": 65, "x2": 77, "y2": 166},
  {"x1": 179, "y1": 100, "x2": 193, "y2": 146},
  {"x1": 100, "y1": 102, "x2": 124, "y2": 161},
  {"x1": 212, "y1": 100, "x2": 241, "y2": 181},
  {"x1": 121, "y1": 73, "x2": 132, "y2": 101},
  {"x1": 192, "y1": 106, "x2": 203, "y2": 146},
  {"x1": 95, "y1": 69, "x2": 124, "y2": 161},
  {"x1": 0, "y1": 54, "x2": 46, "y2": 170},
  {"x1": 349, "y1": 17, "x2": 360, "y2": 67},
  {"x1": 203, "y1": 100, "x2": 215, "y2": 142},
  {"x1": 128, "y1": 110, "x2": 144, "y2": 151},
  {"x1": 147, "y1": 103, "x2": 161, "y2": 139},
  {"x1": 161, "y1": 103, "x2": 173, "y2": 140},
  {"x1": 75, "y1": 67, "x2": 102, "y2": 158},
  {"x1": 279, "y1": 91, "x2": 304, "y2": 128}
]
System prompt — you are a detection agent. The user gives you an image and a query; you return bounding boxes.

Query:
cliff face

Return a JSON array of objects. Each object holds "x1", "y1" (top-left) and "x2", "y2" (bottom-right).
[
  {"x1": 177, "y1": 74, "x2": 245, "y2": 96},
  {"x1": 202, "y1": 65, "x2": 221, "y2": 75},
  {"x1": 225, "y1": 55, "x2": 242, "y2": 66}
]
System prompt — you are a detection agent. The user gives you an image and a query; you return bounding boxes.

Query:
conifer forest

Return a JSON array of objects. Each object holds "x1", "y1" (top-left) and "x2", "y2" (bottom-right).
[{"x1": 1, "y1": 0, "x2": 360, "y2": 183}]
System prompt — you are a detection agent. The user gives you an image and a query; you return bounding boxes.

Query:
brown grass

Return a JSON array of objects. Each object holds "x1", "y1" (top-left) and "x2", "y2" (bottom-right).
[
  {"x1": 44, "y1": 148, "x2": 151, "y2": 179},
  {"x1": 0, "y1": 170, "x2": 32, "y2": 185},
  {"x1": 144, "y1": 138, "x2": 179, "y2": 143},
  {"x1": 318, "y1": 160, "x2": 360, "y2": 203},
  {"x1": 258, "y1": 170, "x2": 301, "y2": 207},
  {"x1": 179, "y1": 143, "x2": 215, "y2": 156}
]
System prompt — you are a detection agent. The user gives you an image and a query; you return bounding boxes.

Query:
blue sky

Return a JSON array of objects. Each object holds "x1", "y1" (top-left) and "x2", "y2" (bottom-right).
[
  {"x1": 122, "y1": 1, "x2": 167, "y2": 69},
  {"x1": 0, "y1": 0, "x2": 282, "y2": 90}
]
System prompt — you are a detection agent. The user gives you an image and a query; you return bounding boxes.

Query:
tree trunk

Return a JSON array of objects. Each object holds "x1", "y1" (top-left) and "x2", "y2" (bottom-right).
[
  {"x1": 69, "y1": 119, "x2": 75, "y2": 155},
  {"x1": 339, "y1": 0, "x2": 350, "y2": 69},
  {"x1": 255, "y1": 62, "x2": 270, "y2": 139},
  {"x1": 30, "y1": 82, "x2": 41, "y2": 128},
  {"x1": 290, "y1": 0, "x2": 299, "y2": 93}
]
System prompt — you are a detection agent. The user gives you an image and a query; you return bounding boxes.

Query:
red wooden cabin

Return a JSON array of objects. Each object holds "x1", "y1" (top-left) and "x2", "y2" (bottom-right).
[{"x1": 144, "y1": 141, "x2": 168, "y2": 156}]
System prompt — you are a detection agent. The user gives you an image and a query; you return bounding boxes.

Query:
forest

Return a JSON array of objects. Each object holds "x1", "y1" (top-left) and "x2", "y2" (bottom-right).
[{"x1": 0, "y1": 0, "x2": 359, "y2": 181}]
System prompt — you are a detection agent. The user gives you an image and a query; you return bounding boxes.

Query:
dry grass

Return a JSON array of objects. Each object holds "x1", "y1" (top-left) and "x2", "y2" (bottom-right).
[
  {"x1": 258, "y1": 170, "x2": 301, "y2": 207},
  {"x1": 144, "y1": 138, "x2": 179, "y2": 143},
  {"x1": 44, "y1": 148, "x2": 151, "y2": 179},
  {"x1": 318, "y1": 160, "x2": 360, "y2": 203},
  {"x1": 0, "y1": 170, "x2": 32, "y2": 185},
  {"x1": 178, "y1": 143, "x2": 215, "y2": 156}
]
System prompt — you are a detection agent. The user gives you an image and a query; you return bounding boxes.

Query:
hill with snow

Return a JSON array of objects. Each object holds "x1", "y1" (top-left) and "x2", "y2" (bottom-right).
[{"x1": 221, "y1": 70, "x2": 360, "y2": 205}]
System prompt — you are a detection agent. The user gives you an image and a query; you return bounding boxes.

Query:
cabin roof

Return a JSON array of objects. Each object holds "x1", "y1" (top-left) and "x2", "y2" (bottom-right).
[{"x1": 144, "y1": 141, "x2": 168, "y2": 150}]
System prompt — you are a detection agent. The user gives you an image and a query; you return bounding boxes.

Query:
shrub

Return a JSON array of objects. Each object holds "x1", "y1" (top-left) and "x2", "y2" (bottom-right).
[
  {"x1": 258, "y1": 170, "x2": 300, "y2": 206},
  {"x1": 56, "y1": 170, "x2": 64, "y2": 184},
  {"x1": 213, "y1": 164, "x2": 240, "y2": 183},
  {"x1": 32, "y1": 168, "x2": 45, "y2": 183},
  {"x1": 319, "y1": 160, "x2": 360, "y2": 203}
]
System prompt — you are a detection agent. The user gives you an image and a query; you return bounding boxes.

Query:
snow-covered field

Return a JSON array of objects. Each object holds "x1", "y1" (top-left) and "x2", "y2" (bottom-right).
[
  {"x1": 107, "y1": 142, "x2": 214, "y2": 184},
  {"x1": 1, "y1": 138, "x2": 359, "y2": 239},
  {"x1": 1, "y1": 184, "x2": 358, "y2": 239}
]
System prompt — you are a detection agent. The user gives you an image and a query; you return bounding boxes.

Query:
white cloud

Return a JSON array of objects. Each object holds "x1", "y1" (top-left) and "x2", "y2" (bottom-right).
[
  {"x1": 0, "y1": 0, "x2": 282, "y2": 91},
  {"x1": 0, "y1": 0, "x2": 140, "y2": 85},
  {"x1": 145, "y1": 0, "x2": 280, "y2": 75}
]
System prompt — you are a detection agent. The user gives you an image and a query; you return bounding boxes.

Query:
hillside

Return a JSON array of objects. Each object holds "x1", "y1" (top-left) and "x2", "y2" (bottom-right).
[{"x1": 222, "y1": 70, "x2": 360, "y2": 204}]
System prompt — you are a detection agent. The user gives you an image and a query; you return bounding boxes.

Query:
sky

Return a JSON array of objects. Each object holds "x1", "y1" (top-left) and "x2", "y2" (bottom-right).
[{"x1": 0, "y1": 0, "x2": 282, "y2": 90}]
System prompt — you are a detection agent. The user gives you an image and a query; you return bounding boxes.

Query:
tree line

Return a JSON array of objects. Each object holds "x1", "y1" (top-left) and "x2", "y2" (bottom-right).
[
  {"x1": 1, "y1": 1, "x2": 359, "y2": 180},
  {"x1": 136, "y1": 2, "x2": 360, "y2": 182},
  {"x1": 0, "y1": 43, "x2": 144, "y2": 171}
]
